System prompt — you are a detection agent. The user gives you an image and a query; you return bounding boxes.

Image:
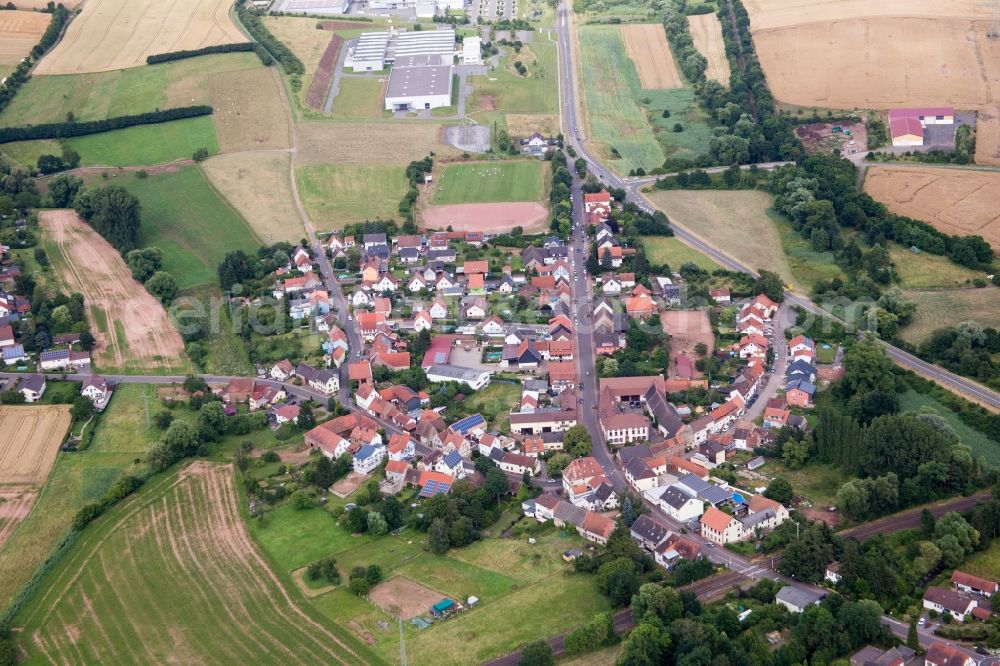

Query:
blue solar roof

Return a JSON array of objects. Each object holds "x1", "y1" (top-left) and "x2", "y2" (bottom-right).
[
  {"x1": 419, "y1": 480, "x2": 451, "y2": 497},
  {"x1": 443, "y1": 451, "x2": 462, "y2": 467},
  {"x1": 451, "y1": 413, "x2": 486, "y2": 434}
]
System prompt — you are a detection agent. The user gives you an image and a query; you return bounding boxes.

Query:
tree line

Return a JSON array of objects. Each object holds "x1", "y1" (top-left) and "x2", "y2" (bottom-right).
[
  {"x1": 237, "y1": 3, "x2": 304, "y2": 75},
  {"x1": 0, "y1": 105, "x2": 213, "y2": 143},
  {"x1": 146, "y1": 42, "x2": 256, "y2": 64}
]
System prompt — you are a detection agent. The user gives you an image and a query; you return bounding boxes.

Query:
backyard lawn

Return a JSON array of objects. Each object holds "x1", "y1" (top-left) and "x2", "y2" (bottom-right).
[{"x1": 456, "y1": 382, "x2": 521, "y2": 431}]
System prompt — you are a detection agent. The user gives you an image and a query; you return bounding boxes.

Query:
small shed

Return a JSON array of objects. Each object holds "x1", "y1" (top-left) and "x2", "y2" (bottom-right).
[{"x1": 431, "y1": 598, "x2": 454, "y2": 617}]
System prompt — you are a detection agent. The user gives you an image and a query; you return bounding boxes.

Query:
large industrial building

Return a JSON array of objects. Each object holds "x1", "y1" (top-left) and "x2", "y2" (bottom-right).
[{"x1": 384, "y1": 54, "x2": 453, "y2": 110}]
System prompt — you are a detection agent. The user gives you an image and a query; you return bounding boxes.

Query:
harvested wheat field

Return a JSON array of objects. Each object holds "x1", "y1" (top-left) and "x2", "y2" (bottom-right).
[
  {"x1": 369, "y1": 576, "x2": 447, "y2": 620},
  {"x1": 864, "y1": 165, "x2": 1000, "y2": 251},
  {"x1": 41, "y1": 210, "x2": 186, "y2": 371},
  {"x1": 0, "y1": 486, "x2": 38, "y2": 550},
  {"x1": 0, "y1": 406, "x2": 71, "y2": 485},
  {"x1": 506, "y1": 114, "x2": 561, "y2": 139},
  {"x1": 202, "y1": 151, "x2": 304, "y2": 243},
  {"x1": 422, "y1": 202, "x2": 549, "y2": 234},
  {"x1": 35, "y1": 0, "x2": 241, "y2": 74},
  {"x1": 742, "y1": 0, "x2": 984, "y2": 33},
  {"x1": 620, "y1": 24, "x2": 681, "y2": 90},
  {"x1": 688, "y1": 14, "x2": 730, "y2": 86},
  {"x1": 210, "y1": 67, "x2": 290, "y2": 152},
  {"x1": 0, "y1": 11, "x2": 49, "y2": 69},
  {"x1": 295, "y1": 122, "x2": 461, "y2": 166},
  {"x1": 15, "y1": 461, "x2": 378, "y2": 664}
]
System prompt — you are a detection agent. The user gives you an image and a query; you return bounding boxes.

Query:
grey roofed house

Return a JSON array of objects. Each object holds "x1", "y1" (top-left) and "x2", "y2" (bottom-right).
[
  {"x1": 594, "y1": 482, "x2": 616, "y2": 502},
  {"x1": 675, "y1": 473, "x2": 710, "y2": 496},
  {"x1": 740, "y1": 508, "x2": 775, "y2": 531},
  {"x1": 18, "y1": 374, "x2": 45, "y2": 394},
  {"x1": 522, "y1": 378, "x2": 549, "y2": 392},
  {"x1": 625, "y1": 457, "x2": 656, "y2": 481},
  {"x1": 658, "y1": 485, "x2": 698, "y2": 510},
  {"x1": 488, "y1": 447, "x2": 506, "y2": 463},
  {"x1": 427, "y1": 248, "x2": 457, "y2": 262},
  {"x1": 643, "y1": 384, "x2": 685, "y2": 437},
  {"x1": 593, "y1": 330, "x2": 619, "y2": 350},
  {"x1": 618, "y1": 444, "x2": 653, "y2": 463},
  {"x1": 520, "y1": 246, "x2": 548, "y2": 267},
  {"x1": 786, "y1": 359, "x2": 817, "y2": 378},
  {"x1": 400, "y1": 247, "x2": 420, "y2": 261},
  {"x1": 851, "y1": 645, "x2": 916, "y2": 666},
  {"x1": 698, "y1": 483, "x2": 733, "y2": 506},
  {"x1": 776, "y1": 586, "x2": 826, "y2": 612},
  {"x1": 547, "y1": 244, "x2": 569, "y2": 259},
  {"x1": 363, "y1": 232, "x2": 388, "y2": 246},
  {"x1": 630, "y1": 514, "x2": 670, "y2": 548},
  {"x1": 366, "y1": 245, "x2": 390, "y2": 260},
  {"x1": 554, "y1": 500, "x2": 588, "y2": 528},
  {"x1": 747, "y1": 456, "x2": 766, "y2": 470},
  {"x1": 787, "y1": 415, "x2": 808, "y2": 430}
]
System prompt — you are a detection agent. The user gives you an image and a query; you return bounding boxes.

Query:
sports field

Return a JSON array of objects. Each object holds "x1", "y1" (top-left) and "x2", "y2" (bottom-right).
[
  {"x1": 106, "y1": 167, "x2": 260, "y2": 289},
  {"x1": 900, "y1": 287, "x2": 1000, "y2": 343},
  {"x1": 620, "y1": 24, "x2": 681, "y2": 89},
  {"x1": 42, "y1": 210, "x2": 188, "y2": 372},
  {"x1": 294, "y1": 122, "x2": 461, "y2": 166},
  {"x1": 35, "y1": 0, "x2": 242, "y2": 74},
  {"x1": 430, "y1": 161, "x2": 545, "y2": 205},
  {"x1": 295, "y1": 164, "x2": 407, "y2": 228},
  {"x1": 16, "y1": 461, "x2": 378, "y2": 664},
  {"x1": 0, "y1": 405, "x2": 71, "y2": 486},
  {"x1": 202, "y1": 151, "x2": 305, "y2": 243},
  {"x1": 688, "y1": 14, "x2": 730, "y2": 86},
  {"x1": 0, "y1": 10, "x2": 49, "y2": 70},
  {"x1": 0, "y1": 53, "x2": 262, "y2": 127},
  {"x1": 865, "y1": 165, "x2": 1000, "y2": 252}
]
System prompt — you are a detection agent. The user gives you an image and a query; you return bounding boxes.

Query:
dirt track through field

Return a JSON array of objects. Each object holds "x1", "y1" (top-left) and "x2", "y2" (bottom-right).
[
  {"x1": 688, "y1": 14, "x2": 730, "y2": 86},
  {"x1": 864, "y1": 165, "x2": 1000, "y2": 251},
  {"x1": 35, "y1": 0, "x2": 241, "y2": 74},
  {"x1": 41, "y1": 210, "x2": 185, "y2": 370},
  {"x1": 421, "y1": 202, "x2": 549, "y2": 234},
  {"x1": 24, "y1": 462, "x2": 371, "y2": 664},
  {"x1": 620, "y1": 24, "x2": 682, "y2": 89}
]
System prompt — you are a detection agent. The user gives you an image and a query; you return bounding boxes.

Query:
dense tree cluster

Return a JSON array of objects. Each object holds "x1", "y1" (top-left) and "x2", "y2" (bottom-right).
[
  {"x1": 10, "y1": 272, "x2": 93, "y2": 353},
  {"x1": 917, "y1": 321, "x2": 1000, "y2": 389},
  {"x1": 217, "y1": 242, "x2": 297, "y2": 292},
  {"x1": 147, "y1": 397, "x2": 268, "y2": 471},
  {"x1": 73, "y1": 186, "x2": 142, "y2": 253},
  {"x1": 548, "y1": 151, "x2": 573, "y2": 236}
]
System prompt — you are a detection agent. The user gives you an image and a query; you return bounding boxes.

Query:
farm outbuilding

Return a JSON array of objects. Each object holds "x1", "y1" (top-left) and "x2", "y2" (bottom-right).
[{"x1": 888, "y1": 107, "x2": 955, "y2": 147}]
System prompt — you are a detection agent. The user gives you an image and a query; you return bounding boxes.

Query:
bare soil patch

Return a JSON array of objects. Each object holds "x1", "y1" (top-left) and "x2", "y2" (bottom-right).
[
  {"x1": 295, "y1": 122, "x2": 462, "y2": 166},
  {"x1": 864, "y1": 165, "x2": 1000, "y2": 251},
  {"x1": 660, "y1": 310, "x2": 713, "y2": 379},
  {"x1": 331, "y1": 471, "x2": 370, "y2": 498},
  {"x1": 421, "y1": 201, "x2": 548, "y2": 234},
  {"x1": 620, "y1": 24, "x2": 681, "y2": 90},
  {"x1": 688, "y1": 14, "x2": 730, "y2": 86},
  {"x1": 35, "y1": 0, "x2": 241, "y2": 74},
  {"x1": 368, "y1": 576, "x2": 447, "y2": 620},
  {"x1": 0, "y1": 406, "x2": 71, "y2": 485},
  {"x1": 0, "y1": 11, "x2": 49, "y2": 68},
  {"x1": 210, "y1": 67, "x2": 291, "y2": 152},
  {"x1": 305, "y1": 34, "x2": 343, "y2": 110},
  {"x1": 41, "y1": 210, "x2": 186, "y2": 370}
]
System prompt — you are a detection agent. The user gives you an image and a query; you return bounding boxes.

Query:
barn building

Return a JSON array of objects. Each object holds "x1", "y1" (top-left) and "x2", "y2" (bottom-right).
[{"x1": 888, "y1": 107, "x2": 955, "y2": 147}]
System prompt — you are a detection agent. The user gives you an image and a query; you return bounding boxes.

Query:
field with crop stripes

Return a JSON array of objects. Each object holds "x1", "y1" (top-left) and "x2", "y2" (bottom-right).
[{"x1": 15, "y1": 461, "x2": 380, "y2": 664}]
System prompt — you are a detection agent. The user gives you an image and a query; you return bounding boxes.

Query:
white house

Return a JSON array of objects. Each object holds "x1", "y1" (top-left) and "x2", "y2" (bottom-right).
[
  {"x1": 309, "y1": 370, "x2": 340, "y2": 395},
  {"x1": 353, "y1": 444, "x2": 386, "y2": 475},
  {"x1": 923, "y1": 588, "x2": 977, "y2": 622},
  {"x1": 648, "y1": 485, "x2": 704, "y2": 522},
  {"x1": 352, "y1": 290, "x2": 371, "y2": 308},
  {"x1": 429, "y1": 298, "x2": 449, "y2": 320},
  {"x1": 17, "y1": 374, "x2": 45, "y2": 403},
  {"x1": 80, "y1": 376, "x2": 108, "y2": 405}
]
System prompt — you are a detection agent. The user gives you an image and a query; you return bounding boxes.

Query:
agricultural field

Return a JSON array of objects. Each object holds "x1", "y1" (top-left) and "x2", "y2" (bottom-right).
[
  {"x1": 746, "y1": 0, "x2": 1000, "y2": 164},
  {"x1": 898, "y1": 389, "x2": 1000, "y2": 468},
  {"x1": 0, "y1": 10, "x2": 49, "y2": 70},
  {"x1": 0, "y1": 53, "x2": 262, "y2": 127},
  {"x1": 688, "y1": 13, "x2": 730, "y2": 86},
  {"x1": 505, "y1": 114, "x2": 561, "y2": 139},
  {"x1": 41, "y1": 210, "x2": 189, "y2": 372},
  {"x1": 0, "y1": 406, "x2": 71, "y2": 486},
  {"x1": 0, "y1": 385, "x2": 156, "y2": 610},
  {"x1": 0, "y1": 405, "x2": 71, "y2": 550},
  {"x1": 899, "y1": 287, "x2": 1000, "y2": 344},
  {"x1": 96, "y1": 166, "x2": 260, "y2": 290},
  {"x1": 646, "y1": 189, "x2": 844, "y2": 291},
  {"x1": 202, "y1": 151, "x2": 305, "y2": 243},
  {"x1": 72, "y1": 116, "x2": 219, "y2": 167},
  {"x1": 15, "y1": 461, "x2": 378, "y2": 664},
  {"x1": 35, "y1": 0, "x2": 242, "y2": 75},
  {"x1": 642, "y1": 235, "x2": 724, "y2": 272},
  {"x1": 430, "y1": 161, "x2": 545, "y2": 205},
  {"x1": 296, "y1": 164, "x2": 407, "y2": 228},
  {"x1": 294, "y1": 122, "x2": 461, "y2": 166},
  {"x1": 468, "y1": 38, "x2": 560, "y2": 125},
  {"x1": 210, "y1": 67, "x2": 291, "y2": 152},
  {"x1": 864, "y1": 165, "x2": 1000, "y2": 252},
  {"x1": 620, "y1": 24, "x2": 681, "y2": 89},
  {"x1": 576, "y1": 25, "x2": 711, "y2": 172}
]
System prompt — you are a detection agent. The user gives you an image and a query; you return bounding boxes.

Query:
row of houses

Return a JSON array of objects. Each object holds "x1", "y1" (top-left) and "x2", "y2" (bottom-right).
[{"x1": 522, "y1": 493, "x2": 616, "y2": 545}]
